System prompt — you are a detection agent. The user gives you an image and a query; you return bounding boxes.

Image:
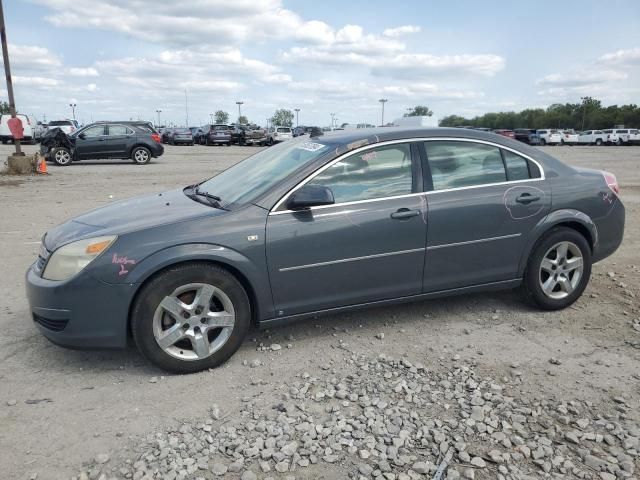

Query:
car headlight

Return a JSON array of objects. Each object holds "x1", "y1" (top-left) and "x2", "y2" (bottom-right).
[{"x1": 43, "y1": 235, "x2": 117, "y2": 281}]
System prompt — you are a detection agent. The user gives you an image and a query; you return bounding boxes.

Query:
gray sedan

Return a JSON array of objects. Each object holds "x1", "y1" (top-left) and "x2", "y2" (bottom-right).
[{"x1": 26, "y1": 128, "x2": 625, "y2": 372}]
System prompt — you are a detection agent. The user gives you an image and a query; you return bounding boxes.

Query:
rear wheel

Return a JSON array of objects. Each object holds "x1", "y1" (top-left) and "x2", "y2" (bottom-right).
[
  {"x1": 523, "y1": 227, "x2": 591, "y2": 310},
  {"x1": 132, "y1": 146, "x2": 151, "y2": 165},
  {"x1": 52, "y1": 147, "x2": 72, "y2": 166},
  {"x1": 595, "y1": 138, "x2": 603, "y2": 146},
  {"x1": 131, "y1": 263, "x2": 251, "y2": 373},
  {"x1": 539, "y1": 138, "x2": 546, "y2": 146}
]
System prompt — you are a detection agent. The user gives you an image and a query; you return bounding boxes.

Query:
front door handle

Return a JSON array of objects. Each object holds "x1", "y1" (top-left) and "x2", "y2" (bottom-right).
[
  {"x1": 390, "y1": 208, "x2": 420, "y2": 220},
  {"x1": 515, "y1": 193, "x2": 540, "y2": 204}
]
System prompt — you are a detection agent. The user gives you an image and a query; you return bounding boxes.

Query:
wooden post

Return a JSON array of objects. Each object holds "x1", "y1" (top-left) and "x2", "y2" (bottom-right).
[{"x1": 0, "y1": 0, "x2": 23, "y2": 155}]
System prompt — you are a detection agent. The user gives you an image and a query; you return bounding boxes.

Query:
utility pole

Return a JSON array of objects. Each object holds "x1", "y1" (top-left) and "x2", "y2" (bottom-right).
[
  {"x1": 184, "y1": 89, "x2": 189, "y2": 127},
  {"x1": 155, "y1": 109, "x2": 162, "y2": 128},
  {"x1": 378, "y1": 98, "x2": 388, "y2": 126},
  {"x1": 330, "y1": 113, "x2": 336, "y2": 131},
  {"x1": 294, "y1": 108, "x2": 300, "y2": 127},
  {"x1": 209, "y1": 113, "x2": 214, "y2": 124},
  {"x1": 0, "y1": 1, "x2": 22, "y2": 155},
  {"x1": 580, "y1": 96, "x2": 587, "y2": 131},
  {"x1": 236, "y1": 101, "x2": 243, "y2": 123},
  {"x1": 69, "y1": 103, "x2": 77, "y2": 120}
]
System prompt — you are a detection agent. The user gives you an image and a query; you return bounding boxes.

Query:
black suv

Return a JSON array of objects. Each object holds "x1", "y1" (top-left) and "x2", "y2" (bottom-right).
[{"x1": 43, "y1": 121, "x2": 164, "y2": 166}]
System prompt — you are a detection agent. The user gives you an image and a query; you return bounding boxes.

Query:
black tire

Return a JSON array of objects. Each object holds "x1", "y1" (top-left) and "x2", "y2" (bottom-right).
[
  {"x1": 131, "y1": 146, "x2": 151, "y2": 165},
  {"x1": 51, "y1": 147, "x2": 72, "y2": 166},
  {"x1": 268, "y1": 137, "x2": 274, "y2": 146},
  {"x1": 523, "y1": 227, "x2": 592, "y2": 311},
  {"x1": 539, "y1": 138, "x2": 546, "y2": 146},
  {"x1": 560, "y1": 139, "x2": 565, "y2": 146},
  {"x1": 205, "y1": 137, "x2": 210, "y2": 146},
  {"x1": 131, "y1": 263, "x2": 251, "y2": 373},
  {"x1": 616, "y1": 138, "x2": 623, "y2": 146}
]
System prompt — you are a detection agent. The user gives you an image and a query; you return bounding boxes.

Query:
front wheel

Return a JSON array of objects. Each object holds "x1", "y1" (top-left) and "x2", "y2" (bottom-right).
[
  {"x1": 539, "y1": 138, "x2": 546, "y2": 146},
  {"x1": 52, "y1": 147, "x2": 72, "y2": 166},
  {"x1": 523, "y1": 227, "x2": 591, "y2": 310},
  {"x1": 132, "y1": 146, "x2": 151, "y2": 165},
  {"x1": 131, "y1": 263, "x2": 251, "y2": 373},
  {"x1": 595, "y1": 139, "x2": 603, "y2": 146}
]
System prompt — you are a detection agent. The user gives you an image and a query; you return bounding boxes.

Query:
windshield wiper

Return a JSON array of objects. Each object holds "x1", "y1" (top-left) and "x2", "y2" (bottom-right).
[{"x1": 186, "y1": 185, "x2": 228, "y2": 210}]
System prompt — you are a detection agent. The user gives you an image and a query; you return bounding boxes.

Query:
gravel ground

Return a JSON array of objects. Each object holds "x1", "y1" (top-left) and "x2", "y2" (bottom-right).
[{"x1": 0, "y1": 143, "x2": 639, "y2": 480}]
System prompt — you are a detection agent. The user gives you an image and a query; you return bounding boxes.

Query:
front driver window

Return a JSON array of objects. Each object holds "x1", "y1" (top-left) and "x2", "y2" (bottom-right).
[
  {"x1": 81, "y1": 125, "x2": 105, "y2": 138},
  {"x1": 306, "y1": 144, "x2": 413, "y2": 204}
]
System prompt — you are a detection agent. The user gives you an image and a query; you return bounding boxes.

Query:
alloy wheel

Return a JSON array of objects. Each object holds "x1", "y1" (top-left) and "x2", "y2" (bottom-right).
[
  {"x1": 538, "y1": 241, "x2": 584, "y2": 299},
  {"x1": 134, "y1": 149, "x2": 149, "y2": 163},
  {"x1": 54, "y1": 149, "x2": 71, "y2": 165},
  {"x1": 152, "y1": 283, "x2": 235, "y2": 361}
]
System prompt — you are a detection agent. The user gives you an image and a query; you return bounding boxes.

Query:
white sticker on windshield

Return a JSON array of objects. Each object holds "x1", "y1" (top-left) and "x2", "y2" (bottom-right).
[{"x1": 297, "y1": 141, "x2": 326, "y2": 152}]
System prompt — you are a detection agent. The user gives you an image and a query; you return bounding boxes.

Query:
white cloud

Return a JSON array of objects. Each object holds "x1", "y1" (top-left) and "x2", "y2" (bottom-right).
[
  {"x1": 68, "y1": 67, "x2": 99, "y2": 77},
  {"x1": 382, "y1": 25, "x2": 421, "y2": 37},
  {"x1": 13, "y1": 75, "x2": 59, "y2": 87},
  {"x1": 86, "y1": 83, "x2": 98, "y2": 92},
  {"x1": 5, "y1": 44, "x2": 61, "y2": 70},
  {"x1": 287, "y1": 79, "x2": 483, "y2": 102},
  {"x1": 33, "y1": 0, "x2": 319, "y2": 47},
  {"x1": 284, "y1": 48, "x2": 505, "y2": 77},
  {"x1": 598, "y1": 47, "x2": 640, "y2": 66},
  {"x1": 537, "y1": 69, "x2": 627, "y2": 87}
]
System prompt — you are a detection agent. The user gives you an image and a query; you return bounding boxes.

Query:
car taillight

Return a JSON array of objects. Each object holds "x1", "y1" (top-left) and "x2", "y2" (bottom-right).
[
  {"x1": 602, "y1": 171, "x2": 619, "y2": 195},
  {"x1": 151, "y1": 133, "x2": 161, "y2": 143}
]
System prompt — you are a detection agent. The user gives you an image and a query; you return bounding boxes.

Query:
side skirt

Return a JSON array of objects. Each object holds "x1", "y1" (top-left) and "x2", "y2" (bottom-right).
[{"x1": 258, "y1": 278, "x2": 522, "y2": 330}]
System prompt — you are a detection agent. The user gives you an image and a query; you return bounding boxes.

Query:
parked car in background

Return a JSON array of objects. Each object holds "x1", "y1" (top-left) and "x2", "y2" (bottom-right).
[
  {"x1": 537, "y1": 129, "x2": 562, "y2": 146},
  {"x1": 167, "y1": 128, "x2": 194, "y2": 146},
  {"x1": 293, "y1": 126, "x2": 306, "y2": 137},
  {"x1": 514, "y1": 129, "x2": 540, "y2": 145},
  {"x1": 578, "y1": 130, "x2": 606, "y2": 146},
  {"x1": 0, "y1": 113, "x2": 36, "y2": 143},
  {"x1": 561, "y1": 130, "x2": 579, "y2": 146},
  {"x1": 202, "y1": 124, "x2": 232, "y2": 146},
  {"x1": 231, "y1": 124, "x2": 267, "y2": 146},
  {"x1": 43, "y1": 121, "x2": 164, "y2": 166},
  {"x1": 629, "y1": 129, "x2": 640, "y2": 145},
  {"x1": 603, "y1": 129, "x2": 632, "y2": 145},
  {"x1": 47, "y1": 119, "x2": 78, "y2": 136},
  {"x1": 26, "y1": 127, "x2": 625, "y2": 372},
  {"x1": 492, "y1": 129, "x2": 515, "y2": 139},
  {"x1": 34, "y1": 122, "x2": 48, "y2": 142},
  {"x1": 160, "y1": 128, "x2": 173, "y2": 144},
  {"x1": 267, "y1": 126, "x2": 293, "y2": 145}
]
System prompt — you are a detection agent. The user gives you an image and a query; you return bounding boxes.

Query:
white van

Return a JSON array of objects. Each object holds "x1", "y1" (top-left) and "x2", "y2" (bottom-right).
[
  {"x1": 47, "y1": 119, "x2": 78, "y2": 135},
  {"x1": 0, "y1": 114, "x2": 35, "y2": 143}
]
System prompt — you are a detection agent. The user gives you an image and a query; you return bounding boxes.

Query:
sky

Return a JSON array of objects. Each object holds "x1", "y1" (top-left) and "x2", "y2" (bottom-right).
[{"x1": 2, "y1": 0, "x2": 640, "y2": 127}]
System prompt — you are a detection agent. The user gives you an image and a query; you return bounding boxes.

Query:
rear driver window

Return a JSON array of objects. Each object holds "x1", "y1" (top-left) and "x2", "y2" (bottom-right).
[{"x1": 425, "y1": 141, "x2": 506, "y2": 190}]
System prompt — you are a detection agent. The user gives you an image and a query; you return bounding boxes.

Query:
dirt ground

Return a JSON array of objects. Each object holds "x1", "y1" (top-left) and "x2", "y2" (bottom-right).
[{"x1": 0, "y1": 143, "x2": 638, "y2": 480}]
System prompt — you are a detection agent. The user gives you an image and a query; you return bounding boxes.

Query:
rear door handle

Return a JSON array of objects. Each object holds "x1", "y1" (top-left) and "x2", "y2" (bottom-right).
[
  {"x1": 515, "y1": 194, "x2": 540, "y2": 204},
  {"x1": 391, "y1": 208, "x2": 420, "y2": 220}
]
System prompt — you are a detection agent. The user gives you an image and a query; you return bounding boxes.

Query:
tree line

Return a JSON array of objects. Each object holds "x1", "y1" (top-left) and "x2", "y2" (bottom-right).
[{"x1": 439, "y1": 98, "x2": 640, "y2": 130}]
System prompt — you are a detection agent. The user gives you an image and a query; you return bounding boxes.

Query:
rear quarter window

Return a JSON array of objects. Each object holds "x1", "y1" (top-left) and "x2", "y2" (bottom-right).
[{"x1": 502, "y1": 150, "x2": 541, "y2": 180}]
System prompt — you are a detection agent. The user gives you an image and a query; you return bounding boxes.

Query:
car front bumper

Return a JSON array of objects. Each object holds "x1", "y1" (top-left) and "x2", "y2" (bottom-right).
[{"x1": 25, "y1": 266, "x2": 136, "y2": 349}]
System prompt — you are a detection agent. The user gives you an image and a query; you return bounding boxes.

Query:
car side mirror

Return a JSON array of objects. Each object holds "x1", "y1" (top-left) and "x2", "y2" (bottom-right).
[
  {"x1": 78, "y1": 132, "x2": 86, "y2": 139},
  {"x1": 286, "y1": 185, "x2": 335, "y2": 210}
]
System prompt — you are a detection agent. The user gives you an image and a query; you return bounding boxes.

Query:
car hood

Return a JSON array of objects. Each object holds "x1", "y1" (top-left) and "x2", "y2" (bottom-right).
[{"x1": 44, "y1": 188, "x2": 219, "y2": 251}]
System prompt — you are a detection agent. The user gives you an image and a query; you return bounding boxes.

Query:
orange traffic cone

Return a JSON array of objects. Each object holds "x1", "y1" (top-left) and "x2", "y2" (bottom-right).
[{"x1": 36, "y1": 153, "x2": 49, "y2": 175}]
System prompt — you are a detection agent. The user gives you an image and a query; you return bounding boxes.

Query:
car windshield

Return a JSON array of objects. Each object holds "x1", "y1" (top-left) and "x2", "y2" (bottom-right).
[
  {"x1": 277, "y1": 127, "x2": 291, "y2": 133},
  {"x1": 175, "y1": 128, "x2": 190, "y2": 133},
  {"x1": 49, "y1": 120, "x2": 72, "y2": 126},
  {"x1": 196, "y1": 137, "x2": 332, "y2": 206}
]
